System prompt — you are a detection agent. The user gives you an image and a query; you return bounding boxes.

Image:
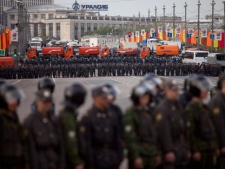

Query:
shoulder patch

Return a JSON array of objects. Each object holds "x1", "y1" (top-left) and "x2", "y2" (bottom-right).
[
  {"x1": 213, "y1": 108, "x2": 220, "y2": 115},
  {"x1": 80, "y1": 126, "x2": 86, "y2": 133},
  {"x1": 156, "y1": 113, "x2": 163, "y2": 121},
  {"x1": 125, "y1": 125, "x2": 132, "y2": 133},
  {"x1": 68, "y1": 131, "x2": 76, "y2": 138}
]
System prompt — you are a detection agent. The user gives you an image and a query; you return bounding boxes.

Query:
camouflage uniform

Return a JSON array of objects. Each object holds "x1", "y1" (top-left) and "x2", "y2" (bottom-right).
[
  {"x1": 185, "y1": 101, "x2": 218, "y2": 169},
  {"x1": 0, "y1": 110, "x2": 28, "y2": 169},
  {"x1": 123, "y1": 106, "x2": 160, "y2": 169},
  {"x1": 58, "y1": 108, "x2": 83, "y2": 169}
]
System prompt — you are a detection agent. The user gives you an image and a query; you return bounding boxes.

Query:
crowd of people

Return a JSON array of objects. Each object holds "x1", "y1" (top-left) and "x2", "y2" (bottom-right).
[
  {"x1": 0, "y1": 56, "x2": 222, "y2": 79},
  {"x1": 1, "y1": 73, "x2": 225, "y2": 169}
]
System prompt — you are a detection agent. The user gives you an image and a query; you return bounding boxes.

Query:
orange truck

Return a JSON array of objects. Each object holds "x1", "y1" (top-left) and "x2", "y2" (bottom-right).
[
  {"x1": 155, "y1": 45, "x2": 179, "y2": 57},
  {"x1": 116, "y1": 42, "x2": 139, "y2": 56},
  {"x1": 26, "y1": 46, "x2": 74, "y2": 59},
  {"x1": 0, "y1": 56, "x2": 14, "y2": 67},
  {"x1": 78, "y1": 46, "x2": 110, "y2": 57},
  {"x1": 140, "y1": 46, "x2": 151, "y2": 59}
]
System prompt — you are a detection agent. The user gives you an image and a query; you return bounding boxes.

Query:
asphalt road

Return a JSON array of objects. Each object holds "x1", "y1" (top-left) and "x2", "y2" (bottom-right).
[
  {"x1": 6, "y1": 76, "x2": 219, "y2": 122},
  {"x1": 5, "y1": 76, "x2": 219, "y2": 169}
]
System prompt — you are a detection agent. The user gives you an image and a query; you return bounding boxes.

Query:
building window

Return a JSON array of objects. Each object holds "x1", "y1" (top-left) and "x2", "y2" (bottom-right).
[
  {"x1": 81, "y1": 23, "x2": 84, "y2": 37},
  {"x1": 49, "y1": 14, "x2": 54, "y2": 19},
  {"x1": 33, "y1": 14, "x2": 38, "y2": 19},
  {"x1": 100, "y1": 23, "x2": 104, "y2": 28},
  {"x1": 41, "y1": 14, "x2": 46, "y2": 19},
  {"x1": 74, "y1": 23, "x2": 78, "y2": 39},
  {"x1": 11, "y1": 24, "x2": 16, "y2": 29},
  {"x1": 49, "y1": 23, "x2": 53, "y2": 37},
  {"x1": 87, "y1": 23, "x2": 91, "y2": 31},
  {"x1": 34, "y1": 23, "x2": 38, "y2": 36},
  {"x1": 41, "y1": 23, "x2": 46, "y2": 36},
  {"x1": 56, "y1": 23, "x2": 60, "y2": 39},
  {"x1": 10, "y1": 15, "x2": 15, "y2": 20},
  {"x1": 94, "y1": 23, "x2": 97, "y2": 31}
]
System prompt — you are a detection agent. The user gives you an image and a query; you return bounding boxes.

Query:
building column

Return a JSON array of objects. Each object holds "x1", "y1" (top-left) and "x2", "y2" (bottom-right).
[
  {"x1": 38, "y1": 24, "x2": 42, "y2": 36},
  {"x1": 91, "y1": 23, "x2": 94, "y2": 31},
  {"x1": 53, "y1": 23, "x2": 56, "y2": 38},
  {"x1": 30, "y1": 24, "x2": 34, "y2": 37},
  {"x1": 46, "y1": 23, "x2": 49, "y2": 37},
  {"x1": 84, "y1": 23, "x2": 87, "y2": 32},
  {"x1": 78, "y1": 22, "x2": 81, "y2": 40}
]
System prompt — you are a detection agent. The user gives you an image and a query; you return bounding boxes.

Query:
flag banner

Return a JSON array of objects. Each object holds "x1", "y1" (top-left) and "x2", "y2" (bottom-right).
[
  {"x1": 176, "y1": 27, "x2": 181, "y2": 34},
  {"x1": 166, "y1": 27, "x2": 172, "y2": 33},
  {"x1": 215, "y1": 31, "x2": 222, "y2": 41},
  {"x1": 141, "y1": 29, "x2": 145, "y2": 36},
  {"x1": 188, "y1": 28, "x2": 194, "y2": 36},
  {"x1": 158, "y1": 26, "x2": 162, "y2": 33},
  {"x1": 201, "y1": 28, "x2": 208, "y2": 38}
]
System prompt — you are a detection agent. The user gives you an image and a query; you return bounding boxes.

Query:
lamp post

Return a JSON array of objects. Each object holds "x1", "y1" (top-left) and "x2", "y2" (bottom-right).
[
  {"x1": 163, "y1": 5, "x2": 166, "y2": 40},
  {"x1": 223, "y1": 0, "x2": 225, "y2": 52},
  {"x1": 211, "y1": 0, "x2": 216, "y2": 50},
  {"x1": 197, "y1": 0, "x2": 201, "y2": 48},
  {"x1": 184, "y1": 2, "x2": 187, "y2": 45},
  {"x1": 173, "y1": 3, "x2": 176, "y2": 40}
]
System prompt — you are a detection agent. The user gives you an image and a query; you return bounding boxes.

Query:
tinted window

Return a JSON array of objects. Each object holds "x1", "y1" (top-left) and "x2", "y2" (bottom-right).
[
  {"x1": 196, "y1": 52, "x2": 208, "y2": 57},
  {"x1": 184, "y1": 52, "x2": 194, "y2": 59},
  {"x1": 216, "y1": 54, "x2": 225, "y2": 61}
]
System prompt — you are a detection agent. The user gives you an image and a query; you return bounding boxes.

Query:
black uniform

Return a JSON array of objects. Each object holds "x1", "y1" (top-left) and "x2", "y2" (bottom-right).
[
  {"x1": 24, "y1": 111, "x2": 65, "y2": 169},
  {"x1": 79, "y1": 106, "x2": 123, "y2": 169}
]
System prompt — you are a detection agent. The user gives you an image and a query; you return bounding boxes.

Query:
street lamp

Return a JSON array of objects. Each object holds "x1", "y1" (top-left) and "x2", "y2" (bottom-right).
[
  {"x1": 211, "y1": 0, "x2": 216, "y2": 50},
  {"x1": 223, "y1": 0, "x2": 225, "y2": 52},
  {"x1": 197, "y1": 0, "x2": 201, "y2": 48}
]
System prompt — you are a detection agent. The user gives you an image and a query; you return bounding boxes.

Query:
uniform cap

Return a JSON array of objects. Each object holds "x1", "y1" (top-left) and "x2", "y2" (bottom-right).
[
  {"x1": 92, "y1": 85, "x2": 112, "y2": 98},
  {"x1": 35, "y1": 89, "x2": 53, "y2": 102}
]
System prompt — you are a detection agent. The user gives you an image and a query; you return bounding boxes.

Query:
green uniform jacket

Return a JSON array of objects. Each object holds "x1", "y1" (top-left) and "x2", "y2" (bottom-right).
[
  {"x1": 58, "y1": 108, "x2": 83, "y2": 167},
  {"x1": 123, "y1": 106, "x2": 159, "y2": 161},
  {"x1": 185, "y1": 101, "x2": 218, "y2": 153}
]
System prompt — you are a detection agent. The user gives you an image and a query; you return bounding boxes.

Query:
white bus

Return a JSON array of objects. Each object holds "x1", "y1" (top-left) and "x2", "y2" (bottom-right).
[
  {"x1": 182, "y1": 50, "x2": 209, "y2": 64},
  {"x1": 207, "y1": 53, "x2": 225, "y2": 65}
]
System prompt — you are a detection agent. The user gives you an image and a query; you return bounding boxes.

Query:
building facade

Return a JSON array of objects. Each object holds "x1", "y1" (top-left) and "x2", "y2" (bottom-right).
[
  {"x1": 0, "y1": 0, "x2": 54, "y2": 25},
  {"x1": 5, "y1": 5, "x2": 182, "y2": 41}
]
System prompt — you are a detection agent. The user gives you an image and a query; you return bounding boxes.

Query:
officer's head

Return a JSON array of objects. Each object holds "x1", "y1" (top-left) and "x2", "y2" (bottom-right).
[
  {"x1": 189, "y1": 75, "x2": 212, "y2": 99},
  {"x1": 92, "y1": 85, "x2": 112, "y2": 110},
  {"x1": 164, "y1": 79, "x2": 179, "y2": 101},
  {"x1": 63, "y1": 82, "x2": 87, "y2": 109},
  {"x1": 35, "y1": 89, "x2": 53, "y2": 114},
  {"x1": 0, "y1": 84, "x2": 25, "y2": 112},
  {"x1": 131, "y1": 82, "x2": 156, "y2": 106},
  {"x1": 102, "y1": 83, "x2": 120, "y2": 103},
  {"x1": 141, "y1": 73, "x2": 163, "y2": 92},
  {"x1": 37, "y1": 77, "x2": 55, "y2": 93},
  {"x1": 217, "y1": 73, "x2": 225, "y2": 91},
  {"x1": 183, "y1": 74, "x2": 198, "y2": 91}
]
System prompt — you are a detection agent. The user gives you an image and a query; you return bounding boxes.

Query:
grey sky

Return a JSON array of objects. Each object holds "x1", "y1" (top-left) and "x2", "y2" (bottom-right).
[{"x1": 54, "y1": 0, "x2": 223, "y2": 20}]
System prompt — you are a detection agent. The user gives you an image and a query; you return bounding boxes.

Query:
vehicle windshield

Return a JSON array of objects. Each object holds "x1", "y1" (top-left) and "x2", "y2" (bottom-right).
[
  {"x1": 30, "y1": 43, "x2": 41, "y2": 47},
  {"x1": 195, "y1": 52, "x2": 208, "y2": 57},
  {"x1": 216, "y1": 54, "x2": 225, "y2": 61}
]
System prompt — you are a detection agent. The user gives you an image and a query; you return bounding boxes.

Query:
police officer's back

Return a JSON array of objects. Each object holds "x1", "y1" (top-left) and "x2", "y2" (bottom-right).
[
  {"x1": 0, "y1": 84, "x2": 27, "y2": 169},
  {"x1": 79, "y1": 85, "x2": 122, "y2": 169},
  {"x1": 24, "y1": 89, "x2": 65, "y2": 169},
  {"x1": 58, "y1": 83, "x2": 87, "y2": 169}
]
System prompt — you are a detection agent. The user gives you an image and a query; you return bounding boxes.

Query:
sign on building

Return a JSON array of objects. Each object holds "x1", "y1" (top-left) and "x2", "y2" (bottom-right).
[
  {"x1": 11, "y1": 28, "x2": 18, "y2": 42},
  {"x1": 72, "y1": 1, "x2": 108, "y2": 11}
]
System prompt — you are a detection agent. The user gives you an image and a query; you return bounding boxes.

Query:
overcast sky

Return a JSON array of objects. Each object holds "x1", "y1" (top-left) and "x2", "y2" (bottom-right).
[{"x1": 54, "y1": 0, "x2": 223, "y2": 20}]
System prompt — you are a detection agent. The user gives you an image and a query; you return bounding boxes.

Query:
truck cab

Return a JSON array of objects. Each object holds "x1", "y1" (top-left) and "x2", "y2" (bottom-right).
[
  {"x1": 64, "y1": 46, "x2": 74, "y2": 59},
  {"x1": 140, "y1": 46, "x2": 151, "y2": 59},
  {"x1": 26, "y1": 47, "x2": 37, "y2": 59}
]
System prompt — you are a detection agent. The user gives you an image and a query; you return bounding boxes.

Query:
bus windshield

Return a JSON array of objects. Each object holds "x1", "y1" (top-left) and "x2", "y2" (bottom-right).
[{"x1": 30, "y1": 43, "x2": 41, "y2": 47}]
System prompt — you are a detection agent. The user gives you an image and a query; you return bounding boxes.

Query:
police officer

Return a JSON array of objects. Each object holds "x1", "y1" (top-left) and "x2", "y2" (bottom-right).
[
  {"x1": 24, "y1": 89, "x2": 65, "y2": 169},
  {"x1": 209, "y1": 74, "x2": 225, "y2": 169},
  {"x1": 185, "y1": 75, "x2": 219, "y2": 169},
  {"x1": 31, "y1": 77, "x2": 55, "y2": 115},
  {"x1": 0, "y1": 78, "x2": 6, "y2": 86},
  {"x1": 58, "y1": 83, "x2": 87, "y2": 169},
  {"x1": 79, "y1": 85, "x2": 123, "y2": 169},
  {"x1": 154, "y1": 79, "x2": 190, "y2": 169},
  {"x1": 123, "y1": 82, "x2": 161, "y2": 169},
  {"x1": 0, "y1": 84, "x2": 27, "y2": 169}
]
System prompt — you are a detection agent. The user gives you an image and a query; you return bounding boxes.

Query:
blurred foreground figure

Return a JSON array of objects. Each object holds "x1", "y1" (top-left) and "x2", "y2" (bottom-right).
[
  {"x1": 123, "y1": 82, "x2": 161, "y2": 169},
  {"x1": 79, "y1": 85, "x2": 122, "y2": 169},
  {"x1": 155, "y1": 79, "x2": 190, "y2": 169},
  {"x1": 24, "y1": 89, "x2": 65, "y2": 169},
  {"x1": 209, "y1": 74, "x2": 225, "y2": 169},
  {"x1": 0, "y1": 84, "x2": 27, "y2": 169},
  {"x1": 185, "y1": 75, "x2": 218, "y2": 169},
  {"x1": 58, "y1": 82, "x2": 87, "y2": 169}
]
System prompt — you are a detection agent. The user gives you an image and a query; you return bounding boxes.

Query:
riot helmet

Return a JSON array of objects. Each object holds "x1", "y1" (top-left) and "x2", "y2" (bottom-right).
[
  {"x1": 38, "y1": 77, "x2": 55, "y2": 93},
  {"x1": 63, "y1": 82, "x2": 87, "y2": 109}
]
